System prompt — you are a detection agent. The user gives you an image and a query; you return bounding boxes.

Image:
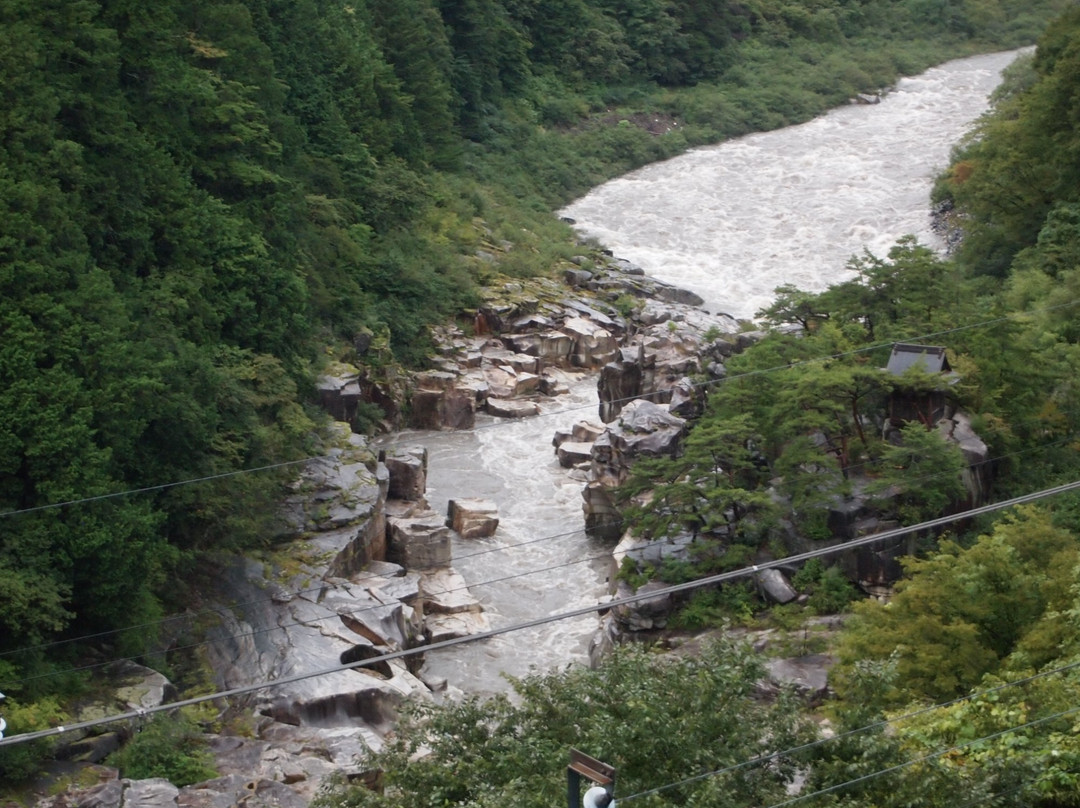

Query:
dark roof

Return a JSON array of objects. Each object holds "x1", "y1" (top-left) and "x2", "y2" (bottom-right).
[{"x1": 885, "y1": 344, "x2": 951, "y2": 375}]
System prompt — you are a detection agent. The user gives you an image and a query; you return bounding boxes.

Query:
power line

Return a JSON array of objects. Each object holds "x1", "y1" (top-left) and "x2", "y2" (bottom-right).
[
  {"x1": 9, "y1": 414, "x2": 1077, "y2": 686},
  {"x1": 6, "y1": 380, "x2": 1080, "y2": 688},
  {"x1": 619, "y1": 659, "x2": 1080, "y2": 803},
  {"x1": 0, "y1": 456, "x2": 318, "y2": 519},
  {"x1": 3, "y1": 477, "x2": 1080, "y2": 748},
  {"x1": 0, "y1": 515, "x2": 628, "y2": 661},
  {"x1": 4, "y1": 531, "x2": 629, "y2": 687},
  {"x1": 2, "y1": 297, "x2": 1076, "y2": 522},
  {"x1": 762, "y1": 703, "x2": 1080, "y2": 808},
  {"x1": 5, "y1": 297, "x2": 1080, "y2": 683}
]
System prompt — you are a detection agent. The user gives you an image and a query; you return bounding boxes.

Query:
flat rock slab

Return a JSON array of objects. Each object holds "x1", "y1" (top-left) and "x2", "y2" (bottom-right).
[
  {"x1": 487, "y1": 399, "x2": 540, "y2": 418},
  {"x1": 556, "y1": 441, "x2": 594, "y2": 468},
  {"x1": 765, "y1": 655, "x2": 833, "y2": 701},
  {"x1": 425, "y1": 612, "x2": 491, "y2": 643},
  {"x1": 447, "y1": 498, "x2": 499, "y2": 538},
  {"x1": 421, "y1": 568, "x2": 484, "y2": 615}
]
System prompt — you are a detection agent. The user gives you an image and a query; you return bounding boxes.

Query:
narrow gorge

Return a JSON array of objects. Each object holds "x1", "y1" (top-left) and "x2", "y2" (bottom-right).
[{"x1": 31, "y1": 49, "x2": 1023, "y2": 808}]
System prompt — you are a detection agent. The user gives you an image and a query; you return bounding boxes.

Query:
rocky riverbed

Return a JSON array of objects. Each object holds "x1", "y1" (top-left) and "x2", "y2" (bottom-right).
[
  {"x1": 27, "y1": 240, "x2": 993, "y2": 808},
  {"x1": 27, "y1": 252, "x2": 760, "y2": 808}
]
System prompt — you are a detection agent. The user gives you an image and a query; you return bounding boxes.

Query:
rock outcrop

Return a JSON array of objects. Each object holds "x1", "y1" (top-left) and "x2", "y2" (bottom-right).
[
  {"x1": 447, "y1": 498, "x2": 499, "y2": 539},
  {"x1": 581, "y1": 400, "x2": 687, "y2": 539},
  {"x1": 316, "y1": 252, "x2": 744, "y2": 433}
]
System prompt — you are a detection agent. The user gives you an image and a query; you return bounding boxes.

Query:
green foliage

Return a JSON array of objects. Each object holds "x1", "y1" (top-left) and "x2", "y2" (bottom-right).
[
  {"x1": 944, "y1": 6, "x2": 1080, "y2": 277},
  {"x1": 0, "y1": 0, "x2": 1069, "y2": 693},
  {"x1": 792, "y1": 558, "x2": 857, "y2": 614},
  {"x1": 668, "y1": 587, "x2": 730, "y2": 630},
  {"x1": 0, "y1": 696, "x2": 67, "y2": 784},
  {"x1": 618, "y1": 413, "x2": 777, "y2": 543},
  {"x1": 106, "y1": 712, "x2": 216, "y2": 787},
  {"x1": 314, "y1": 639, "x2": 813, "y2": 808},
  {"x1": 869, "y1": 421, "x2": 969, "y2": 524},
  {"x1": 807, "y1": 566, "x2": 858, "y2": 615},
  {"x1": 832, "y1": 507, "x2": 1078, "y2": 706}
]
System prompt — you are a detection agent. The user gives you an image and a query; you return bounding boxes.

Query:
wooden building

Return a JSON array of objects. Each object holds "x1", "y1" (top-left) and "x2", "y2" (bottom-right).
[{"x1": 884, "y1": 343, "x2": 956, "y2": 428}]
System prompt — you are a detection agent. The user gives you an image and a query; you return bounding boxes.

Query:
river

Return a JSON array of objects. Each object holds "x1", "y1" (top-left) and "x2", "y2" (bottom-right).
[
  {"x1": 404, "y1": 50, "x2": 1020, "y2": 695},
  {"x1": 560, "y1": 50, "x2": 1022, "y2": 321}
]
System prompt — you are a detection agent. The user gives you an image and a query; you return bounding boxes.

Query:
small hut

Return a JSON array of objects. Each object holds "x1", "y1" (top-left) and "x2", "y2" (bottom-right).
[{"x1": 884, "y1": 343, "x2": 956, "y2": 427}]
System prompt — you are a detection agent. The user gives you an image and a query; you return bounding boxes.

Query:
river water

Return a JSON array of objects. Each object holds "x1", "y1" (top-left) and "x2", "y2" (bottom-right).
[
  {"x1": 389, "y1": 378, "x2": 612, "y2": 696},
  {"x1": 561, "y1": 50, "x2": 1022, "y2": 321},
  {"x1": 403, "y1": 50, "x2": 1019, "y2": 695}
]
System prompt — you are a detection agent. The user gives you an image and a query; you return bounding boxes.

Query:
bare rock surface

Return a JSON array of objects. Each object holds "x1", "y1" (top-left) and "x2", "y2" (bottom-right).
[
  {"x1": 387, "y1": 511, "x2": 455, "y2": 570},
  {"x1": 447, "y1": 498, "x2": 499, "y2": 538}
]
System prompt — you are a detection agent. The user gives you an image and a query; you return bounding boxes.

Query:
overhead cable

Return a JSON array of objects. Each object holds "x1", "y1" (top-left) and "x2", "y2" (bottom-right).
[{"x1": 3, "y1": 477, "x2": 1080, "y2": 748}]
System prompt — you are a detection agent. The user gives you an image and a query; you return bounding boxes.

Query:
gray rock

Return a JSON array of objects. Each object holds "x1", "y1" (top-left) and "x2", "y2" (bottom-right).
[
  {"x1": 447, "y1": 498, "x2": 499, "y2": 539},
  {"x1": 425, "y1": 612, "x2": 491, "y2": 643},
  {"x1": 562, "y1": 317, "x2": 619, "y2": 368},
  {"x1": 757, "y1": 569, "x2": 797, "y2": 604},
  {"x1": 421, "y1": 568, "x2": 484, "y2": 615},
  {"x1": 764, "y1": 655, "x2": 833, "y2": 702},
  {"x1": 122, "y1": 778, "x2": 179, "y2": 808},
  {"x1": 612, "y1": 580, "x2": 672, "y2": 631},
  {"x1": 387, "y1": 511, "x2": 453, "y2": 571},
  {"x1": 556, "y1": 442, "x2": 594, "y2": 468},
  {"x1": 383, "y1": 448, "x2": 427, "y2": 502},
  {"x1": 487, "y1": 398, "x2": 540, "y2": 418},
  {"x1": 565, "y1": 268, "x2": 593, "y2": 286},
  {"x1": 76, "y1": 778, "x2": 125, "y2": 808},
  {"x1": 582, "y1": 482, "x2": 622, "y2": 540}
]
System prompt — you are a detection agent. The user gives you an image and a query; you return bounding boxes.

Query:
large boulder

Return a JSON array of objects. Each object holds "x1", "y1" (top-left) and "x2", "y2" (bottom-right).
[
  {"x1": 421, "y1": 569, "x2": 490, "y2": 642},
  {"x1": 757, "y1": 569, "x2": 798, "y2": 604},
  {"x1": 317, "y1": 370, "x2": 362, "y2": 425},
  {"x1": 763, "y1": 655, "x2": 832, "y2": 703},
  {"x1": 447, "y1": 498, "x2": 499, "y2": 539},
  {"x1": 590, "y1": 400, "x2": 685, "y2": 487},
  {"x1": 409, "y1": 381, "x2": 477, "y2": 431},
  {"x1": 487, "y1": 398, "x2": 540, "y2": 418},
  {"x1": 382, "y1": 447, "x2": 427, "y2": 502},
  {"x1": 582, "y1": 482, "x2": 622, "y2": 539},
  {"x1": 598, "y1": 355, "x2": 644, "y2": 423},
  {"x1": 505, "y1": 331, "x2": 574, "y2": 364},
  {"x1": 557, "y1": 441, "x2": 593, "y2": 468},
  {"x1": 611, "y1": 580, "x2": 673, "y2": 631},
  {"x1": 562, "y1": 317, "x2": 620, "y2": 368},
  {"x1": 386, "y1": 511, "x2": 454, "y2": 571}
]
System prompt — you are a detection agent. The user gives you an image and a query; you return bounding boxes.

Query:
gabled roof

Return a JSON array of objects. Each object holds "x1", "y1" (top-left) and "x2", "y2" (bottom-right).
[{"x1": 885, "y1": 343, "x2": 951, "y2": 375}]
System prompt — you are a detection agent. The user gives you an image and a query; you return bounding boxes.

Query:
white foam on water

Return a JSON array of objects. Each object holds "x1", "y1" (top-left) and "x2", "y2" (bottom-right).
[{"x1": 561, "y1": 50, "x2": 1022, "y2": 321}]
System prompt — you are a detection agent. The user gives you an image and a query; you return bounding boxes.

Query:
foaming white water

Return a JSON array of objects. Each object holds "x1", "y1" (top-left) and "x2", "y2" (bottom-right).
[
  {"x1": 389, "y1": 379, "x2": 609, "y2": 695},
  {"x1": 561, "y1": 50, "x2": 1022, "y2": 321}
]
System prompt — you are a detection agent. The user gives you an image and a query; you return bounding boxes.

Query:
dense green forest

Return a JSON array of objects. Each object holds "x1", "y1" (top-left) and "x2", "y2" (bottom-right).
[{"x1": 0, "y1": 0, "x2": 1074, "y2": 787}]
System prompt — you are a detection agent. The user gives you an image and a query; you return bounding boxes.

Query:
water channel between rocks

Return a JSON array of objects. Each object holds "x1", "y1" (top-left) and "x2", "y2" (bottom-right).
[
  {"x1": 381, "y1": 378, "x2": 611, "y2": 696},
  {"x1": 382, "y1": 50, "x2": 1020, "y2": 697}
]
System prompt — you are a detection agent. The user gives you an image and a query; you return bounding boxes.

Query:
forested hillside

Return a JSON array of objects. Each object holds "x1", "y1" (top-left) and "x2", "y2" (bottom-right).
[{"x1": 0, "y1": 0, "x2": 1068, "y2": 760}]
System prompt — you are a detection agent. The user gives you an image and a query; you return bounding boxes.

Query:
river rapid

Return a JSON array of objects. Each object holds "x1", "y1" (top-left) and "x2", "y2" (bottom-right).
[
  {"x1": 403, "y1": 50, "x2": 1020, "y2": 695},
  {"x1": 561, "y1": 50, "x2": 1023, "y2": 321}
]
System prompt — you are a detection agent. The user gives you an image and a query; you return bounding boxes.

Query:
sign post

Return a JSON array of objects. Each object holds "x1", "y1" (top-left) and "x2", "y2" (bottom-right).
[{"x1": 567, "y1": 749, "x2": 615, "y2": 808}]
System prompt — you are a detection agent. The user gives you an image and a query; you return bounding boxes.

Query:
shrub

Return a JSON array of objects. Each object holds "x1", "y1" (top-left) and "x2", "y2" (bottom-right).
[
  {"x1": 106, "y1": 712, "x2": 216, "y2": 787},
  {"x1": 0, "y1": 697, "x2": 66, "y2": 784}
]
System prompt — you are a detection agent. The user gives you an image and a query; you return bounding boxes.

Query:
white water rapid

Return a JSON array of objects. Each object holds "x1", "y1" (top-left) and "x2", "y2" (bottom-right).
[
  {"x1": 561, "y1": 50, "x2": 1023, "y2": 321},
  {"x1": 407, "y1": 50, "x2": 1020, "y2": 695}
]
